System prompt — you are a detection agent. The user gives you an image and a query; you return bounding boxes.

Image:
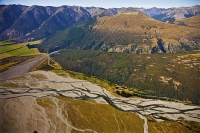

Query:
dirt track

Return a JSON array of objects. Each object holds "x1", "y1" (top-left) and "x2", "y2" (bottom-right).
[{"x1": 0, "y1": 54, "x2": 47, "y2": 80}]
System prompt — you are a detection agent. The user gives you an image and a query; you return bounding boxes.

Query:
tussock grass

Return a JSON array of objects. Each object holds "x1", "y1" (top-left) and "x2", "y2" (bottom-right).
[
  {"x1": 36, "y1": 96, "x2": 198, "y2": 133},
  {"x1": 55, "y1": 96, "x2": 144, "y2": 133},
  {"x1": 147, "y1": 115, "x2": 199, "y2": 133},
  {"x1": 0, "y1": 55, "x2": 40, "y2": 72},
  {"x1": 30, "y1": 74, "x2": 47, "y2": 80},
  {"x1": 0, "y1": 82, "x2": 20, "y2": 88}
]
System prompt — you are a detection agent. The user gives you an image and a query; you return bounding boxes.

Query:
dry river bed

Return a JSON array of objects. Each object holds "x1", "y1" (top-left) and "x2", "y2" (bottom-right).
[{"x1": 0, "y1": 70, "x2": 200, "y2": 133}]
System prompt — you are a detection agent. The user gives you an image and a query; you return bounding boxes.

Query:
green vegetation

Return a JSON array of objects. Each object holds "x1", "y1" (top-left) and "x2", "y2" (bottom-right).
[
  {"x1": 52, "y1": 49, "x2": 200, "y2": 104},
  {"x1": 0, "y1": 41, "x2": 14, "y2": 46},
  {"x1": 38, "y1": 19, "x2": 98, "y2": 53},
  {"x1": 33, "y1": 56, "x2": 62, "y2": 71},
  {"x1": 0, "y1": 41, "x2": 41, "y2": 59}
]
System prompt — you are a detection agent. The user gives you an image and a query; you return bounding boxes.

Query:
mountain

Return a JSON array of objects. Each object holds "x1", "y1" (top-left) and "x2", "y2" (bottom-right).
[
  {"x1": 0, "y1": 5, "x2": 93, "y2": 41},
  {"x1": 83, "y1": 7, "x2": 117, "y2": 17},
  {"x1": 0, "y1": 5, "x2": 120, "y2": 41},
  {"x1": 0, "y1": 5, "x2": 27, "y2": 33},
  {"x1": 138, "y1": 7, "x2": 165, "y2": 16},
  {"x1": 152, "y1": 5, "x2": 200, "y2": 23},
  {"x1": 0, "y1": 4, "x2": 199, "y2": 42},
  {"x1": 39, "y1": 10, "x2": 200, "y2": 54}
]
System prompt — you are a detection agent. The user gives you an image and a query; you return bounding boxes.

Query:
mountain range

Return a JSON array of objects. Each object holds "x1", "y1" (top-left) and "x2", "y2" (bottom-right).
[{"x1": 0, "y1": 4, "x2": 200, "y2": 43}]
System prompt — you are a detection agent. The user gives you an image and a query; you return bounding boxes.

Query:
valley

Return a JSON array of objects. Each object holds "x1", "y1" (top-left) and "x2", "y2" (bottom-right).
[
  {"x1": 0, "y1": 2, "x2": 200, "y2": 133},
  {"x1": 1, "y1": 70, "x2": 200, "y2": 133},
  {"x1": 51, "y1": 49, "x2": 200, "y2": 105}
]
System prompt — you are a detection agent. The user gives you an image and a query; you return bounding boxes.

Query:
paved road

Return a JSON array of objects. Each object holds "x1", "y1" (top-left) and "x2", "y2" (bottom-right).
[{"x1": 0, "y1": 54, "x2": 47, "y2": 81}]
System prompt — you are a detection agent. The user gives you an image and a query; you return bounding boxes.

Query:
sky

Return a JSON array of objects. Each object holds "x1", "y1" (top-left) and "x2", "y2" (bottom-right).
[{"x1": 0, "y1": 0, "x2": 199, "y2": 8}]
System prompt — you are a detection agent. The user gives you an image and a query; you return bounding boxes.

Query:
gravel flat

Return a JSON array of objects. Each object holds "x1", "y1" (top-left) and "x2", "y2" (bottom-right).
[{"x1": 0, "y1": 70, "x2": 200, "y2": 133}]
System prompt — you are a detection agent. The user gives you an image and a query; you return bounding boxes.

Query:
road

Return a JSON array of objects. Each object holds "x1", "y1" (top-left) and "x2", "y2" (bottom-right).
[{"x1": 0, "y1": 54, "x2": 47, "y2": 80}]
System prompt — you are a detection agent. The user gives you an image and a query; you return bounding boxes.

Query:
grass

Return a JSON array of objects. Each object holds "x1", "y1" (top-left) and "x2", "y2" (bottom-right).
[
  {"x1": 34, "y1": 57, "x2": 62, "y2": 71},
  {"x1": 0, "y1": 41, "x2": 41, "y2": 60},
  {"x1": 0, "y1": 62, "x2": 17, "y2": 72},
  {"x1": 147, "y1": 115, "x2": 200, "y2": 133},
  {"x1": 27, "y1": 40, "x2": 42, "y2": 45},
  {"x1": 0, "y1": 82, "x2": 20, "y2": 88},
  {"x1": 36, "y1": 96, "x2": 198, "y2": 133},
  {"x1": 37, "y1": 98, "x2": 56, "y2": 108},
  {"x1": 0, "y1": 41, "x2": 14, "y2": 46},
  {"x1": 37, "y1": 96, "x2": 144, "y2": 133},
  {"x1": 30, "y1": 73, "x2": 47, "y2": 80},
  {"x1": 0, "y1": 55, "x2": 41, "y2": 72}
]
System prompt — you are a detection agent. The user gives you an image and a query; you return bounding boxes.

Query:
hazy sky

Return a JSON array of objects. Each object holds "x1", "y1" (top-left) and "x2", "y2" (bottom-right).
[{"x1": 0, "y1": 0, "x2": 199, "y2": 8}]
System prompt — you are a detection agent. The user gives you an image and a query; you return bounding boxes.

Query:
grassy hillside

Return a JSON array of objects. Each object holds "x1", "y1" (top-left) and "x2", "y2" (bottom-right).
[
  {"x1": 52, "y1": 49, "x2": 200, "y2": 104},
  {"x1": 0, "y1": 40, "x2": 41, "y2": 59}
]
